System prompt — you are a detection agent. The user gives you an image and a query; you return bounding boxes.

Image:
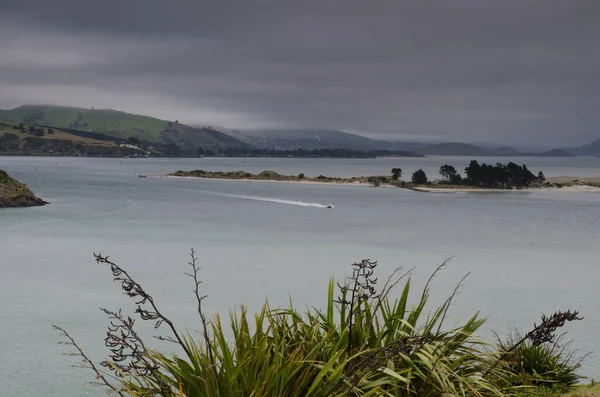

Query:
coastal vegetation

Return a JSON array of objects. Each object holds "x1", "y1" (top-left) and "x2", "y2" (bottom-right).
[
  {"x1": 166, "y1": 161, "x2": 585, "y2": 191},
  {"x1": 430, "y1": 161, "x2": 544, "y2": 188},
  {"x1": 55, "y1": 252, "x2": 587, "y2": 396},
  {"x1": 462, "y1": 161, "x2": 537, "y2": 188},
  {"x1": 0, "y1": 170, "x2": 47, "y2": 207},
  {"x1": 439, "y1": 165, "x2": 461, "y2": 183},
  {"x1": 411, "y1": 169, "x2": 429, "y2": 184},
  {"x1": 169, "y1": 169, "x2": 398, "y2": 185}
]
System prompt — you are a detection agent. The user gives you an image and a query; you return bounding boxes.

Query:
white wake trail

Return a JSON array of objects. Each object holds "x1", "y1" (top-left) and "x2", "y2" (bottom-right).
[{"x1": 210, "y1": 192, "x2": 331, "y2": 208}]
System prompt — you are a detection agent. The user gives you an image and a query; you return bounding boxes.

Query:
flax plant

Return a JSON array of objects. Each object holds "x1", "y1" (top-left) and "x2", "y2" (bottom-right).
[{"x1": 54, "y1": 252, "x2": 583, "y2": 397}]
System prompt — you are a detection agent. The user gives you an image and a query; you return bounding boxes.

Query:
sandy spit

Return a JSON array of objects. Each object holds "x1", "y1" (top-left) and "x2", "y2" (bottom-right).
[
  {"x1": 139, "y1": 175, "x2": 600, "y2": 194},
  {"x1": 138, "y1": 174, "x2": 397, "y2": 188},
  {"x1": 413, "y1": 185, "x2": 600, "y2": 194}
]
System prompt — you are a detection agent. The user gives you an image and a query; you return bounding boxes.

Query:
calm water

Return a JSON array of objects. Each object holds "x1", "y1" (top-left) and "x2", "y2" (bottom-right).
[{"x1": 1, "y1": 156, "x2": 599, "y2": 396}]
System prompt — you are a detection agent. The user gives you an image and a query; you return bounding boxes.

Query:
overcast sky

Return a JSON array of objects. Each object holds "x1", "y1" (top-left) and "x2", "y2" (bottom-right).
[{"x1": 1, "y1": 0, "x2": 599, "y2": 145}]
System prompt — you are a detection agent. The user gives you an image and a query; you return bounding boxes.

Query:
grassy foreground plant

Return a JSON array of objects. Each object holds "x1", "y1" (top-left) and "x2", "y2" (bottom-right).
[
  {"x1": 498, "y1": 332, "x2": 585, "y2": 391},
  {"x1": 55, "y1": 252, "x2": 583, "y2": 396}
]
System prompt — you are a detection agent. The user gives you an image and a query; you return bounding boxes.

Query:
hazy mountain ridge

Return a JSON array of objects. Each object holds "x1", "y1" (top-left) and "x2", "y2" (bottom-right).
[
  {"x1": 491, "y1": 146, "x2": 521, "y2": 156},
  {"x1": 407, "y1": 142, "x2": 491, "y2": 156},
  {"x1": 1, "y1": 105, "x2": 597, "y2": 156},
  {"x1": 522, "y1": 148, "x2": 575, "y2": 157},
  {"x1": 409, "y1": 144, "x2": 579, "y2": 157},
  {"x1": 235, "y1": 128, "x2": 422, "y2": 151},
  {"x1": 235, "y1": 128, "x2": 590, "y2": 157},
  {"x1": 564, "y1": 139, "x2": 600, "y2": 156}
]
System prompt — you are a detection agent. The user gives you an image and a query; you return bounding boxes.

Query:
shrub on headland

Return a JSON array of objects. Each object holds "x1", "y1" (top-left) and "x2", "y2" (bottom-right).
[
  {"x1": 0, "y1": 170, "x2": 48, "y2": 207},
  {"x1": 55, "y1": 253, "x2": 586, "y2": 396}
]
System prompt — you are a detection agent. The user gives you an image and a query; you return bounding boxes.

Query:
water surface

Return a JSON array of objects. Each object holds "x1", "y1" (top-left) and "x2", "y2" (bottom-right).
[{"x1": 1, "y1": 156, "x2": 599, "y2": 396}]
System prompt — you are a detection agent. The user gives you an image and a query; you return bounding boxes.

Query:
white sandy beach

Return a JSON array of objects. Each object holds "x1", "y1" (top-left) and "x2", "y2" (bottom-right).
[
  {"x1": 139, "y1": 174, "x2": 385, "y2": 187},
  {"x1": 413, "y1": 185, "x2": 600, "y2": 193}
]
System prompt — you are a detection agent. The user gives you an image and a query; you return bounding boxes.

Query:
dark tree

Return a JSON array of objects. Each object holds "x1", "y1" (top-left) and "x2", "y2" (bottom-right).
[
  {"x1": 464, "y1": 160, "x2": 481, "y2": 185},
  {"x1": 465, "y1": 160, "x2": 536, "y2": 188},
  {"x1": 47, "y1": 128, "x2": 54, "y2": 134},
  {"x1": 439, "y1": 165, "x2": 458, "y2": 181},
  {"x1": 298, "y1": 173, "x2": 305, "y2": 179},
  {"x1": 391, "y1": 168, "x2": 402, "y2": 181},
  {"x1": 537, "y1": 171, "x2": 546, "y2": 183},
  {"x1": 411, "y1": 169, "x2": 428, "y2": 184}
]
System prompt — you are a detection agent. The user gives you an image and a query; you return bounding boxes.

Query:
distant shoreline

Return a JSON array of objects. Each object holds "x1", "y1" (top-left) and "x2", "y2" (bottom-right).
[{"x1": 138, "y1": 173, "x2": 600, "y2": 194}]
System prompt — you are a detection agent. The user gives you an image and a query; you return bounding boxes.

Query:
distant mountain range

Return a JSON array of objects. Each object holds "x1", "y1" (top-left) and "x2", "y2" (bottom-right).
[
  {"x1": 406, "y1": 142, "x2": 491, "y2": 156},
  {"x1": 233, "y1": 128, "x2": 421, "y2": 151},
  {"x1": 563, "y1": 139, "x2": 600, "y2": 156},
  {"x1": 0, "y1": 104, "x2": 597, "y2": 157},
  {"x1": 232, "y1": 129, "x2": 583, "y2": 157}
]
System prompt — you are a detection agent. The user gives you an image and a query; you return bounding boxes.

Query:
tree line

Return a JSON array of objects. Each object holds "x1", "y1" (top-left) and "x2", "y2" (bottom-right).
[
  {"x1": 388, "y1": 160, "x2": 545, "y2": 187},
  {"x1": 12, "y1": 123, "x2": 54, "y2": 137}
]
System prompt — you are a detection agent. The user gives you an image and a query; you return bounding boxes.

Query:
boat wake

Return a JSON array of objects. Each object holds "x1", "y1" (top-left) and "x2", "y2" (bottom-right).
[{"x1": 210, "y1": 192, "x2": 332, "y2": 208}]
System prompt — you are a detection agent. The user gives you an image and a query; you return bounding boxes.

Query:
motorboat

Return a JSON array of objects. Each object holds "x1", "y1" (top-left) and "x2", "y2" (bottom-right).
[{"x1": 326, "y1": 204, "x2": 333, "y2": 208}]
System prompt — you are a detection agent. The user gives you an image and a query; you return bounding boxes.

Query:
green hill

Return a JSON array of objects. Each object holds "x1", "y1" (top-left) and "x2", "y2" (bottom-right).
[
  {"x1": 0, "y1": 117, "x2": 144, "y2": 157},
  {"x1": 0, "y1": 105, "x2": 246, "y2": 150}
]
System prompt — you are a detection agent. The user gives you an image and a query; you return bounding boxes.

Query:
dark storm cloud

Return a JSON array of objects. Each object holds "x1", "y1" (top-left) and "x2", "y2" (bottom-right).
[{"x1": 1, "y1": 0, "x2": 599, "y2": 145}]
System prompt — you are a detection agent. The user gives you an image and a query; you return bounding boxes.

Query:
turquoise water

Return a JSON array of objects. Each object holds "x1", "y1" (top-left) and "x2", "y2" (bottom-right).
[{"x1": 1, "y1": 156, "x2": 599, "y2": 396}]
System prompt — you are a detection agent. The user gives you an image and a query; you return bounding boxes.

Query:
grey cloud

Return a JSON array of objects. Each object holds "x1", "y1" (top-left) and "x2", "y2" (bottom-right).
[{"x1": 1, "y1": 0, "x2": 599, "y2": 146}]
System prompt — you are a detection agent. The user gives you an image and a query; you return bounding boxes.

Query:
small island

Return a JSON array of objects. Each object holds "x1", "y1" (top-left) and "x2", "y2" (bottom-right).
[
  {"x1": 0, "y1": 170, "x2": 48, "y2": 208},
  {"x1": 143, "y1": 160, "x2": 600, "y2": 194}
]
